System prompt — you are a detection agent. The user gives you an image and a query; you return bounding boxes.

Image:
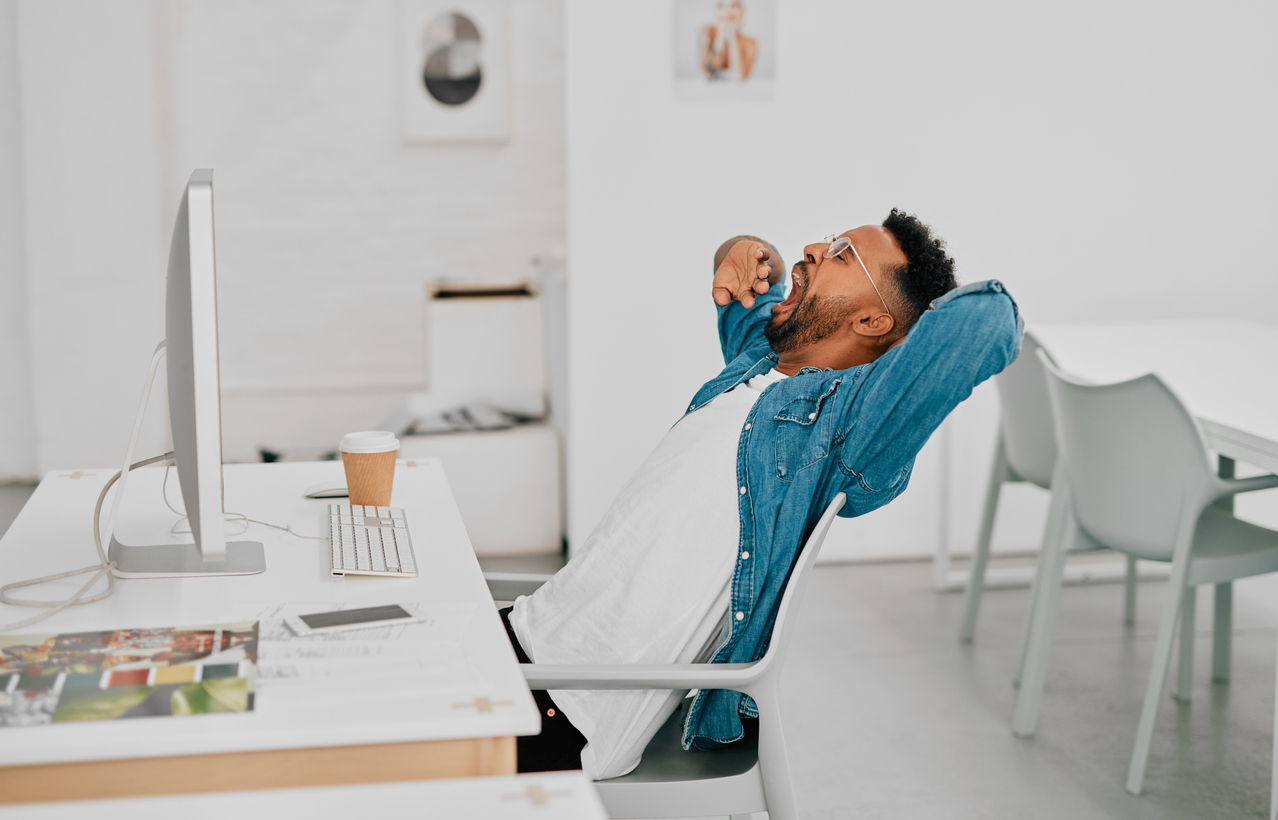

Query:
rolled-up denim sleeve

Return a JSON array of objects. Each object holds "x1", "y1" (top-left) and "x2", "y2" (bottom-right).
[
  {"x1": 716, "y1": 272, "x2": 786, "y2": 365},
  {"x1": 838, "y1": 280, "x2": 1024, "y2": 495}
]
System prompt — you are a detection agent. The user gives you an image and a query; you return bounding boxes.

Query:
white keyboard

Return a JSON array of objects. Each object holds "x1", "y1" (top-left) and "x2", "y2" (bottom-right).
[{"x1": 327, "y1": 504, "x2": 418, "y2": 578}]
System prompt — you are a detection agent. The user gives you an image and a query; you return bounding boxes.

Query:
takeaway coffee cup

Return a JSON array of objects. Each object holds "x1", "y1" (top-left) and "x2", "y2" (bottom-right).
[{"x1": 339, "y1": 431, "x2": 400, "y2": 507}]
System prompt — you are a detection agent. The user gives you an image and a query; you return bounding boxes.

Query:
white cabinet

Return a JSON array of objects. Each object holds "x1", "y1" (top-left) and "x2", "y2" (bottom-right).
[{"x1": 400, "y1": 424, "x2": 562, "y2": 555}]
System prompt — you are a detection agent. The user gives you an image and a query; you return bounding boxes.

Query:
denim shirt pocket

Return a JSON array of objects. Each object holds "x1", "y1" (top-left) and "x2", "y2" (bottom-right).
[{"x1": 774, "y1": 380, "x2": 840, "y2": 481}]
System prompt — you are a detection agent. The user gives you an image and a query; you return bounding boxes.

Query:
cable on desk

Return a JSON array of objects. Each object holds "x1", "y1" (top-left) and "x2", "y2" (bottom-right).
[
  {"x1": 161, "y1": 461, "x2": 326, "y2": 541},
  {"x1": 0, "y1": 456, "x2": 333, "y2": 633},
  {"x1": 0, "y1": 452, "x2": 173, "y2": 632}
]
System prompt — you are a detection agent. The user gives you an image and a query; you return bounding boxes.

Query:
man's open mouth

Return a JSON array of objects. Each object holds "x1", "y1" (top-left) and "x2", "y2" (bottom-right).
[{"x1": 776, "y1": 269, "x2": 805, "y2": 310}]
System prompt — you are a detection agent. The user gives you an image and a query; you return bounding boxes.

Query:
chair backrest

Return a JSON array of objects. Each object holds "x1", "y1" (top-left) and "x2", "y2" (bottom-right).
[
  {"x1": 993, "y1": 329, "x2": 1057, "y2": 489},
  {"x1": 755, "y1": 493, "x2": 846, "y2": 675},
  {"x1": 1038, "y1": 351, "x2": 1213, "y2": 560}
]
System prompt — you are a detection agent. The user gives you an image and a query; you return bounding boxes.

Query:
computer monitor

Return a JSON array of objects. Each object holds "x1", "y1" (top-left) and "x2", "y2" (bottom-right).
[{"x1": 108, "y1": 169, "x2": 265, "y2": 578}]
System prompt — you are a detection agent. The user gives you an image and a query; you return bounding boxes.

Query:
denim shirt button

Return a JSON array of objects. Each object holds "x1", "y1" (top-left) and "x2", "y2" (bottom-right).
[
  {"x1": 808, "y1": 412, "x2": 816, "y2": 420},
  {"x1": 735, "y1": 611, "x2": 745, "y2": 621},
  {"x1": 744, "y1": 422, "x2": 751, "y2": 430},
  {"x1": 739, "y1": 486, "x2": 746, "y2": 495},
  {"x1": 740, "y1": 551, "x2": 749, "y2": 560}
]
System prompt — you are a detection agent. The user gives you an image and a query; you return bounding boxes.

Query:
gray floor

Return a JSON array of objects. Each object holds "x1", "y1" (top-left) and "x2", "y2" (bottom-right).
[
  {"x1": 1, "y1": 485, "x2": 1272, "y2": 817},
  {"x1": 786, "y1": 559, "x2": 1274, "y2": 819},
  {"x1": 0, "y1": 482, "x2": 35, "y2": 540}
]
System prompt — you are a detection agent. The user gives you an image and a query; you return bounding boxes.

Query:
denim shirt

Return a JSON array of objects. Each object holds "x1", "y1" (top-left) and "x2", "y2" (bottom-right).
[{"x1": 680, "y1": 278, "x2": 1024, "y2": 750}]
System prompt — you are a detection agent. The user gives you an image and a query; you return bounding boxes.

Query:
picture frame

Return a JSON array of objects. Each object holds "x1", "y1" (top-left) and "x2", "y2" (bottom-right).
[
  {"x1": 673, "y1": 0, "x2": 777, "y2": 102},
  {"x1": 399, "y1": 0, "x2": 512, "y2": 143}
]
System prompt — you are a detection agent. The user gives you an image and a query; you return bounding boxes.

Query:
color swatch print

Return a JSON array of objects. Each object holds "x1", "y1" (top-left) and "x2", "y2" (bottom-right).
[{"x1": 0, "y1": 621, "x2": 257, "y2": 727}]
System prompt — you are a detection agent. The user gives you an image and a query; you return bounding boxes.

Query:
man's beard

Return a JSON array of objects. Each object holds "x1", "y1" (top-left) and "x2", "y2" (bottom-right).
[{"x1": 763, "y1": 288, "x2": 857, "y2": 355}]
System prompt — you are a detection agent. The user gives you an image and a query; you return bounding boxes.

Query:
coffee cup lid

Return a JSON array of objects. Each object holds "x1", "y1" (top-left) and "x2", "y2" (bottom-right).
[{"x1": 338, "y1": 431, "x2": 400, "y2": 454}]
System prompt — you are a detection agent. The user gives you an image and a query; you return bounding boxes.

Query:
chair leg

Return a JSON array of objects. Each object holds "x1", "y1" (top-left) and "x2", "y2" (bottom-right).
[
  {"x1": 1212, "y1": 456, "x2": 1236, "y2": 685},
  {"x1": 752, "y1": 680, "x2": 798, "y2": 820},
  {"x1": 1127, "y1": 495, "x2": 1199, "y2": 796},
  {"x1": 959, "y1": 435, "x2": 1009, "y2": 643},
  {"x1": 1272, "y1": 642, "x2": 1278, "y2": 820},
  {"x1": 1015, "y1": 470, "x2": 1071, "y2": 689},
  {"x1": 1012, "y1": 468, "x2": 1073, "y2": 737},
  {"x1": 1213, "y1": 581, "x2": 1232, "y2": 683},
  {"x1": 1175, "y1": 586, "x2": 1196, "y2": 702},
  {"x1": 1124, "y1": 555, "x2": 1138, "y2": 626}
]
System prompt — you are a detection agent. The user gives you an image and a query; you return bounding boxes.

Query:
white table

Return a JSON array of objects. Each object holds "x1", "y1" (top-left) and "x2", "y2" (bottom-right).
[
  {"x1": 1031, "y1": 320, "x2": 1278, "y2": 816},
  {"x1": 0, "y1": 459, "x2": 540, "y2": 805},
  {"x1": 1034, "y1": 321, "x2": 1278, "y2": 474},
  {"x1": 0, "y1": 771, "x2": 607, "y2": 820}
]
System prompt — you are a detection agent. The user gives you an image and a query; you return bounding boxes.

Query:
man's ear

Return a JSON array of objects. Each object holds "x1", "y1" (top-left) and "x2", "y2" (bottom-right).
[{"x1": 852, "y1": 309, "x2": 895, "y2": 340}]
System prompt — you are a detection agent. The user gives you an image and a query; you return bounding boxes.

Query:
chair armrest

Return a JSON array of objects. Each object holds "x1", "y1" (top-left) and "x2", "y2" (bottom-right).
[
  {"x1": 1214, "y1": 474, "x2": 1278, "y2": 500},
  {"x1": 484, "y1": 572, "x2": 554, "y2": 600},
  {"x1": 521, "y1": 662, "x2": 761, "y2": 691}
]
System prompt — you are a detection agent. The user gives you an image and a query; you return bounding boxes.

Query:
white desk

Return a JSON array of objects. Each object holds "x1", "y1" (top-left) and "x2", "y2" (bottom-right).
[
  {"x1": 0, "y1": 771, "x2": 608, "y2": 820},
  {"x1": 1031, "y1": 320, "x2": 1278, "y2": 815},
  {"x1": 0, "y1": 459, "x2": 540, "y2": 805},
  {"x1": 1034, "y1": 321, "x2": 1278, "y2": 474}
]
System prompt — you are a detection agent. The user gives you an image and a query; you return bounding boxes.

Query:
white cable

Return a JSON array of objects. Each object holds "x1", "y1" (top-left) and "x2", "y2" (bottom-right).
[
  {"x1": 0, "y1": 452, "x2": 173, "y2": 632},
  {"x1": 0, "y1": 454, "x2": 330, "y2": 633},
  {"x1": 161, "y1": 461, "x2": 326, "y2": 542}
]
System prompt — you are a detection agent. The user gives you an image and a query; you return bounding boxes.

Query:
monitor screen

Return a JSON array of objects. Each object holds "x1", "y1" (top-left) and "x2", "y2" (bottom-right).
[{"x1": 166, "y1": 169, "x2": 227, "y2": 562}]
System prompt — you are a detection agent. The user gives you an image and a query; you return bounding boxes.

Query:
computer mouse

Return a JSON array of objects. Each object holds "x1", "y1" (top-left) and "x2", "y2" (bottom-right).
[{"x1": 304, "y1": 480, "x2": 349, "y2": 499}]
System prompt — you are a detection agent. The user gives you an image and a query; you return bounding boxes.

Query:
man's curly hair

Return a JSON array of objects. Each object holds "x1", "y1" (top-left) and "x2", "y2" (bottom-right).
[{"x1": 880, "y1": 208, "x2": 959, "y2": 338}]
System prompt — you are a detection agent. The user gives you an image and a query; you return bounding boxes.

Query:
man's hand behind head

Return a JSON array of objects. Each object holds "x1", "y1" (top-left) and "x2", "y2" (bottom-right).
[{"x1": 713, "y1": 237, "x2": 783, "y2": 309}]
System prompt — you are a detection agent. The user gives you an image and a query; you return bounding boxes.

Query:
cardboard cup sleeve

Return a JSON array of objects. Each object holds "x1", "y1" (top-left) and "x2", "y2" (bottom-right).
[{"x1": 341, "y1": 450, "x2": 398, "y2": 507}]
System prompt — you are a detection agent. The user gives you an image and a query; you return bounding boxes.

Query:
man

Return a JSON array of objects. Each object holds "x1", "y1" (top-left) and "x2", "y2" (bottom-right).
[{"x1": 503, "y1": 209, "x2": 1022, "y2": 779}]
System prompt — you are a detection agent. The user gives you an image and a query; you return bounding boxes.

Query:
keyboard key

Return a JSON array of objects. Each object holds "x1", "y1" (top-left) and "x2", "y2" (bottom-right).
[{"x1": 355, "y1": 529, "x2": 371, "y2": 570}]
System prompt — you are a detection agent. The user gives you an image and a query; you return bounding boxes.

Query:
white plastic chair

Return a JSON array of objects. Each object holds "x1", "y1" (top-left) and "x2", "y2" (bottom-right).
[
  {"x1": 1013, "y1": 352, "x2": 1278, "y2": 795},
  {"x1": 485, "y1": 492, "x2": 846, "y2": 820},
  {"x1": 958, "y1": 329, "x2": 1140, "y2": 643}
]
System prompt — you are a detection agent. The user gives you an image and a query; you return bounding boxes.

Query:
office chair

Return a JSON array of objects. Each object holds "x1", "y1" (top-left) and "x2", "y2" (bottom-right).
[
  {"x1": 958, "y1": 329, "x2": 1140, "y2": 644},
  {"x1": 485, "y1": 492, "x2": 846, "y2": 820},
  {"x1": 1014, "y1": 352, "x2": 1278, "y2": 795}
]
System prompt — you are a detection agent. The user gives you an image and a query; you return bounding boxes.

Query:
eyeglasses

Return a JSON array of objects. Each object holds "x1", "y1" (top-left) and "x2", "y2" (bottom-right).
[{"x1": 824, "y1": 234, "x2": 892, "y2": 319}]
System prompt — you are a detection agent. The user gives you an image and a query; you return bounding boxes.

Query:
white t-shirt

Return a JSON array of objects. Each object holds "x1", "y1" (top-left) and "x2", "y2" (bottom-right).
[{"x1": 509, "y1": 368, "x2": 788, "y2": 779}]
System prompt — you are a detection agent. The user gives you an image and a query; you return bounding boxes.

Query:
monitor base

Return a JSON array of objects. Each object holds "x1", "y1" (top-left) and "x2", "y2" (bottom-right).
[{"x1": 109, "y1": 537, "x2": 266, "y2": 579}]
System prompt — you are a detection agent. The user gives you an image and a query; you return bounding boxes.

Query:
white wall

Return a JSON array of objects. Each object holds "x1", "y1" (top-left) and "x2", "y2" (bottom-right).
[
  {"x1": 0, "y1": 0, "x2": 37, "y2": 481},
  {"x1": 165, "y1": 0, "x2": 565, "y2": 460},
  {"x1": 15, "y1": 0, "x2": 171, "y2": 475},
  {"x1": 563, "y1": 0, "x2": 1278, "y2": 558},
  {"x1": 6, "y1": 0, "x2": 565, "y2": 471}
]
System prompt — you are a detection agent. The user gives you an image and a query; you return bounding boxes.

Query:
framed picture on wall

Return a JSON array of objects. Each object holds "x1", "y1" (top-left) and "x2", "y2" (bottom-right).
[
  {"x1": 673, "y1": 0, "x2": 776, "y2": 101},
  {"x1": 399, "y1": 0, "x2": 511, "y2": 142}
]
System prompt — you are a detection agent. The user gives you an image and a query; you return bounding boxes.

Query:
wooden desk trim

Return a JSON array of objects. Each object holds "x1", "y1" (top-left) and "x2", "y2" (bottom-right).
[{"x1": 0, "y1": 735, "x2": 515, "y2": 805}]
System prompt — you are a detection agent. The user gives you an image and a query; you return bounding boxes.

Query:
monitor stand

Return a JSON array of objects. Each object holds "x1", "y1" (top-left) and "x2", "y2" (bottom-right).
[
  {"x1": 104, "y1": 341, "x2": 267, "y2": 579},
  {"x1": 109, "y1": 537, "x2": 265, "y2": 579}
]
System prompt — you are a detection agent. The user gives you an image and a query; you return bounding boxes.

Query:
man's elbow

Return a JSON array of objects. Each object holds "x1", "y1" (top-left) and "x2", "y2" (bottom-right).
[{"x1": 977, "y1": 289, "x2": 1024, "y2": 378}]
